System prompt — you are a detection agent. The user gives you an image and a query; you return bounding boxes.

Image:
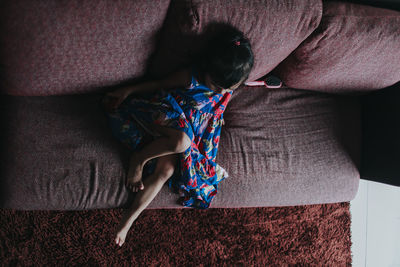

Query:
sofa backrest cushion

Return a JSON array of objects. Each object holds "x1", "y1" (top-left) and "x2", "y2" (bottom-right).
[
  {"x1": 0, "y1": 0, "x2": 171, "y2": 96},
  {"x1": 149, "y1": 0, "x2": 322, "y2": 82},
  {"x1": 273, "y1": 2, "x2": 400, "y2": 94}
]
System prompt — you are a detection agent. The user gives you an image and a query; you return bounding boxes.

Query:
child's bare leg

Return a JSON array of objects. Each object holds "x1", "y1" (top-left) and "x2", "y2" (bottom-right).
[
  {"x1": 115, "y1": 154, "x2": 177, "y2": 247},
  {"x1": 126, "y1": 126, "x2": 190, "y2": 192}
]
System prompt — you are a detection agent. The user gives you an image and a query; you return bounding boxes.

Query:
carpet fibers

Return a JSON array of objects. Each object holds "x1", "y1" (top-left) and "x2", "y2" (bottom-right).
[{"x1": 0, "y1": 203, "x2": 351, "y2": 265}]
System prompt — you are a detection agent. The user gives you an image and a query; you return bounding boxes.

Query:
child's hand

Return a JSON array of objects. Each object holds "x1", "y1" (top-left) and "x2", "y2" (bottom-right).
[{"x1": 104, "y1": 87, "x2": 134, "y2": 110}]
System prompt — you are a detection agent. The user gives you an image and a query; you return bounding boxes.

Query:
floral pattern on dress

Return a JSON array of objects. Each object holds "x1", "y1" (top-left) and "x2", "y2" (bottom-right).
[{"x1": 107, "y1": 68, "x2": 232, "y2": 209}]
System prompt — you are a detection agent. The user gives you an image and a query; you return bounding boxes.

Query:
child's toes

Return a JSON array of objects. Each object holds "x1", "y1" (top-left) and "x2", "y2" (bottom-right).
[
  {"x1": 127, "y1": 181, "x2": 144, "y2": 192},
  {"x1": 138, "y1": 181, "x2": 144, "y2": 190},
  {"x1": 135, "y1": 181, "x2": 144, "y2": 192},
  {"x1": 115, "y1": 228, "x2": 128, "y2": 247},
  {"x1": 115, "y1": 237, "x2": 124, "y2": 247}
]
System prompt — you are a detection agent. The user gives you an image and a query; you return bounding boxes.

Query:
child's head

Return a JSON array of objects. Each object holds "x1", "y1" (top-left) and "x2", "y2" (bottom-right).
[{"x1": 197, "y1": 27, "x2": 254, "y2": 93}]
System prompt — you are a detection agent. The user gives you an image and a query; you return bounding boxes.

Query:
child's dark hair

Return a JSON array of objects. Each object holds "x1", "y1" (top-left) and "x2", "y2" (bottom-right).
[{"x1": 197, "y1": 27, "x2": 254, "y2": 89}]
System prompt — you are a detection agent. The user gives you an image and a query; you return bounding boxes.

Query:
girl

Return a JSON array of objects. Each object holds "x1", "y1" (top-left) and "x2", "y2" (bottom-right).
[{"x1": 103, "y1": 28, "x2": 254, "y2": 247}]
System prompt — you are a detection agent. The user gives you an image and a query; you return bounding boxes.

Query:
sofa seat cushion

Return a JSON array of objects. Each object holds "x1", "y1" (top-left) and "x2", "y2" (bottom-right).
[
  {"x1": 213, "y1": 87, "x2": 360, "y2": 207},
  {"x1": 274, "y1": 1, "x2": 400, "y2": 93},
  {"x1": 0, "y1": 0, "x2": 171, "y2": 96},
  {"x1": 0, "y1": 87, "x2": 360, "y2": 210},
  {"x1": 150, "y1": 0, "x2": 322, "y2": 82}
]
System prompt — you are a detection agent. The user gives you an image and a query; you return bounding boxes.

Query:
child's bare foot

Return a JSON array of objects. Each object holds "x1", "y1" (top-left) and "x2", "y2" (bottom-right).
[
  {"x1": 115, "y1": 227, "x2": 129, "y2": 247},
  {"x1": 127, "y1": 154, "x2": 145, "y2": 192}
]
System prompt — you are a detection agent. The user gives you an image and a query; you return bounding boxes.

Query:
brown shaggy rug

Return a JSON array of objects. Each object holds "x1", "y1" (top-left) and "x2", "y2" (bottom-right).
[{"x1": 0, "y1": 203, "x2": 351, "y2": 265}]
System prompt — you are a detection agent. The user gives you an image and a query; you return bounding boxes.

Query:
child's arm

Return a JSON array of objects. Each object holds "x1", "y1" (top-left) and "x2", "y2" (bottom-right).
[{"x1": 105, "y1": 69, "x2": 192, "y2": 110}]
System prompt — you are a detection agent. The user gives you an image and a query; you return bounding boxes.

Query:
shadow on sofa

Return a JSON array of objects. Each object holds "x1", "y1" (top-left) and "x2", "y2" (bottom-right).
[{"x1": 361, "y1": 82, "x2": 400, "y2": 186}]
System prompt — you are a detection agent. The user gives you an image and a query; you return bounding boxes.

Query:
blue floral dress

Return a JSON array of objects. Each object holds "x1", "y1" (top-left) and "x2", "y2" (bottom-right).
[{"x1": 106, "y1": 69, "x2": 232, "y2": 209}]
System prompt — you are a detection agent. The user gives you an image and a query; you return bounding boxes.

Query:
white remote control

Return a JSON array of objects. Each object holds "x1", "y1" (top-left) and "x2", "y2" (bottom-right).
[{"x1": 245, "y1": 75, "x2": 282, "y2": 88}]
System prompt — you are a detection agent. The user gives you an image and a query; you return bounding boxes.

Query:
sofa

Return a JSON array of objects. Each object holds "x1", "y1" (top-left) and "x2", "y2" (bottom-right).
[{"x1": 1, "y1": 0, "x2": 399, "y2": 210}]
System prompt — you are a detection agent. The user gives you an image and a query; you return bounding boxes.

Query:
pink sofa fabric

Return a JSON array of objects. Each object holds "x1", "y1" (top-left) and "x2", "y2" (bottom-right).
[
  {"x1": 2, "y1": 0, "x2": 379, "y2": 211},
  {"x1": 0, "y1": 87, "x2": 360, "y2": 210},
  {"x1": 274, "y1": 1, "x2": 400, "y2": 93},
  {"x1": 150, "y1": 0, "x2": 322, "y2": 82},
  {"x1": 0, "y1": 0, "x2": 171, "y2": 96}
]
